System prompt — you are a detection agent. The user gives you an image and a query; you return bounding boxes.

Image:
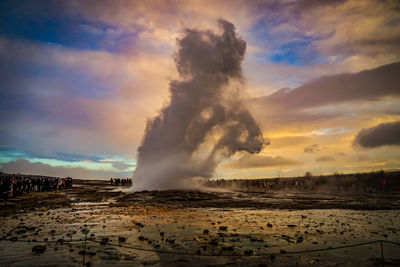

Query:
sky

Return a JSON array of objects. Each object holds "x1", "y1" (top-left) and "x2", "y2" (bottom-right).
[{"x1": 0, "y1": 0, "x2": 399, "y2": 180}]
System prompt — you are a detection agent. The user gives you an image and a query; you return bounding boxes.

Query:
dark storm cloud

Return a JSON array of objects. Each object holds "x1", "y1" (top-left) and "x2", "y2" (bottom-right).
[
  {"x1": 133, "y1": 20, "x2": 266, "y2": 190},
  {"x1": 251, "y1": 62, "x2": 400, "y2": 109},
  {"x1": 246, "y1": 61, "x2": 400, "y2": 130},
  {"x1": 354, "y1": 121, "x2": 400, "y2": 148},
  {"x1": 224, "y1": 153, "x2": 302, "y2": 169}
]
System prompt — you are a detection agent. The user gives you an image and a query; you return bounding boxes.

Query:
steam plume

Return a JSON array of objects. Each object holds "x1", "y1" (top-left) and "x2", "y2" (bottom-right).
[{"x1": 133, "y1": 20, "x2": 265, "y2": 190}]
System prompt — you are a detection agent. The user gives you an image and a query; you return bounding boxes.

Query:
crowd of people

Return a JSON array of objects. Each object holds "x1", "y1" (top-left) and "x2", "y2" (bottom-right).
[
  {"x1": 110, "y1": 178, "x2": 132, "y2": 186},
  {"x1": 0, "y1": 175, "x2": 73, "y2": 198}
]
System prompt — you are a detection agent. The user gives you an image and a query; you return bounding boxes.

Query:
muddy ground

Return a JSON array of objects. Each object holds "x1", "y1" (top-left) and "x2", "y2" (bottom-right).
[{"x1": 1, "y1": 184, "x2": 400, "y2": 266}]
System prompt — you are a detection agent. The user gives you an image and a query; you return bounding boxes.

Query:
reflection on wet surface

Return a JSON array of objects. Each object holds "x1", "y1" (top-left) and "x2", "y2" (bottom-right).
[{"x1": 1, "y1": 185, "x2": 400, "y2": 266}]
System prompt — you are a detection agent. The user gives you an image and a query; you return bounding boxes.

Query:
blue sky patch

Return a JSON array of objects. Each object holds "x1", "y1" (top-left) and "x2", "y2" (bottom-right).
[{"x1": 0, "y1": 1, "x2": 137, "y2": 52}]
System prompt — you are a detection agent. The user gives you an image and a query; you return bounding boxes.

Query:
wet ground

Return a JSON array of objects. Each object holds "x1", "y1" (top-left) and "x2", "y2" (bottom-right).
[{"x1": 1, "y1": 184, "x2": 400, "y2": 266}]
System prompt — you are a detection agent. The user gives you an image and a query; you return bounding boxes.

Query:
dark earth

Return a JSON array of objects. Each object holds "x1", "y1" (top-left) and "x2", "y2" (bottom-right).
[{"x1": 1, "y1": 183, "x2": 400, "y2": 266}]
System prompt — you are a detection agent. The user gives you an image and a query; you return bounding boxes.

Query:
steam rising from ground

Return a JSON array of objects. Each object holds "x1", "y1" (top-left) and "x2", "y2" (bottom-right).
[{"x1": 133, "y1": 20, "x2": 265, "y2": 190}]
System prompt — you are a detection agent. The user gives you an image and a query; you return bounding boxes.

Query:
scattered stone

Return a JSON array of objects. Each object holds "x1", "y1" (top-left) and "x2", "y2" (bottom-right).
[
  {"x1": 32, "y1": 245, "x2": 46, "y2": 254},
  {"x1": 287, "y1": 225, "x2": 296, "y2": 228},
  {"x1": 203, "y1": 229, "x2": 209, "y2": 234},
  {"x1": 209, "y1": 239, "x2": 218, "y2": 246},
  {"x1": 138, "y1": 236, "x2": 145, "y2": 241},
  {"x1": 101, "y1": 237, "x2": 109, "y2": 245},
  {"x1": 118, "y1": 237, "x2": 126, "y2": 243},
  {"x1": 267, "y1": 223, "x2": 273, "y2": 227},
  {"x1": 135, "y1": 222, "x2": 144, "y2": 228},
  {"x1": 124, "y1": 255, "x2": 136, "y2": 260},
  {"x1": 219, "y1": 226, "x2": 228, "y2": 231},
  {"x1": 244, "y1": 250, "x2": 253, "y2": 256}
]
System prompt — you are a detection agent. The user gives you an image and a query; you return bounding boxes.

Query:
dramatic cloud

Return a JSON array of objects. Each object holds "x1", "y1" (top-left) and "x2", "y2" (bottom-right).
[
  {"x1": 316, "y1": 156, "x2": 335, "y2": 162},
  {"x1": 133, "y1": 20, "x2": 266, "y2": 190},
  {"x1": 247, "y1": 61, "x2": 400, "y2": 137},
  {"x1": 0, "y1": 36, "x2": 174, "y2": 157},
  {"x1": 354, "y1": 121, "x2": 400, "y2": 148},
  {"x1": 1, "y1": 0, "x2": 399, "y2": 179},
  {"x1": 251, "y1": 62, "x2": 400, "y2": 109},
  {"x1": 224, "y1": 154, "x2": 302, "y2": 169}
]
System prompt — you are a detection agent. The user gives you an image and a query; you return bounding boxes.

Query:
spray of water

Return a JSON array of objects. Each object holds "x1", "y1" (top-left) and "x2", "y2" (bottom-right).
[{"x1": 133, "y1": 20, "x2": 266, "y2": 190}]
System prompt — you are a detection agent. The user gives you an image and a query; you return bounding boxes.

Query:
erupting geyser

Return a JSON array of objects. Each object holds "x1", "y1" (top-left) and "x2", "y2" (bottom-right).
[{"x1": 133, "y1": 20, "x2": 266, "y2": 190}]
